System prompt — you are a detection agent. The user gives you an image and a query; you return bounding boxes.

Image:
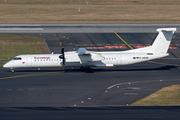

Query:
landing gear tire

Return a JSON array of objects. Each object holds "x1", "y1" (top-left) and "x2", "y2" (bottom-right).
[
  {"x1": 10, "y1": 68, "x2": 14, "y2": 73},
  {"x1": 84, "y1": 66, "x2": 90, "y2": 73}
]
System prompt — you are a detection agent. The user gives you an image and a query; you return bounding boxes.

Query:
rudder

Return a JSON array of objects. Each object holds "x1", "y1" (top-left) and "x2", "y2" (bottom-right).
[{"x1": 150, "y1": 28, "x2": 176, "y2": 53}]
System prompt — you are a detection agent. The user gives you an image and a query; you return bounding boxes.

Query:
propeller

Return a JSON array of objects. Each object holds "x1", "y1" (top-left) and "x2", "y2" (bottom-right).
[{"x1": 59, "y1": 47, "x2": 65, "y2": 66}]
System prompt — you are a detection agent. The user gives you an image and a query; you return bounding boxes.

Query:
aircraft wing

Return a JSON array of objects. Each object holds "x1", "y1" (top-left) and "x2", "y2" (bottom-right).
[
  {"x1": 77, "y1": 48, "x2": 92, "y2": 55},
  {"x1": 76, "y1": 48, "x2": 104, "y2": 63}
]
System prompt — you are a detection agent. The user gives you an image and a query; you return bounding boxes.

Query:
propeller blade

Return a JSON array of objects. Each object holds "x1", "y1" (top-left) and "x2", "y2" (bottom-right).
[
  {"x1": 59, "y1": 47, "x2": 65, "y2": 66},
  {"x1": 61, "y1": 47, "x2": 64, "y2": 55},
  {"x1": 63, "y1": 58, "x2": 65, "y2": 66}
]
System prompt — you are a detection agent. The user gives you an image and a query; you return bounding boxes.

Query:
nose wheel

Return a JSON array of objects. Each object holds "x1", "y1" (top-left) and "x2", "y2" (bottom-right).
[{"x1": 10, "y1": 68, "x2": 14, "y2": 73}]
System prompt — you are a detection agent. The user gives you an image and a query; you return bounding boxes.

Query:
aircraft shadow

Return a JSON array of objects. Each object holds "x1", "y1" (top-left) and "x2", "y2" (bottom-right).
[
  {"x1": 93, "y1": 65, "x2": 177, "y2": 73},
  {"x1": 11, "y1": 65, "x2": 177, "y2": 73},
  {"x1": 10, "y1": 106, "x2": 180, "y2": 111}
]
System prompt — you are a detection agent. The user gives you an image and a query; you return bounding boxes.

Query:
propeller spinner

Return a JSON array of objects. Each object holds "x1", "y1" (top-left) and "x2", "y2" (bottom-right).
[{"x1": 59, "y1": 47, "x2": 65, "y2": 66}]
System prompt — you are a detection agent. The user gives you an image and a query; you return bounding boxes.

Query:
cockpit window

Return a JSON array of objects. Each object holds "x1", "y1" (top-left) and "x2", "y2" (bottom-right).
[{"x1": 13, "y1": 57, "x2": 22, "y2": 60}]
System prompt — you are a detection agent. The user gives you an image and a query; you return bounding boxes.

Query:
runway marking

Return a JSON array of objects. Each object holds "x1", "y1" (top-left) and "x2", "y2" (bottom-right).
[
  {"x1": 170, "y1": 44, "x2": 179, "y2": 46},
  {"x1": 107, "y1": 81, "x2": 141, "y2": 89},
  {"x1": 127, "y1": 87, "x2": 140, "y2": 90},
  {"x1": 107, "y1": 79, "x2": 180, "y2": 90},
  {"x1": 71, "y1": 43, "x2": 178, "y2": 46},
  {"x1": 113, "y1": 31, "x2": 134, "y2": 50},
  {"x1": 17, "y1": 89, "x2": 23, "y2": 91},
  {"x1": 0, "y1": 71, "x2": 64, "y2": 80},
  {"x1": 7, "y1": 89, "x2": 12, "y2": 91},
  {"x1": 28, "y1": 89, "x2": 34, "y2": 91},
  {"x1": 124, "y1": 93, "x2": 138, "y2": 95},
  {"x1": 148, "y1": 61, "x2": 180, "y2": 66},
  {"x1": 0, "y1": 74, "x2": 41, "y2": 80},
  {"x1": 59, "y1": 42, "x2": 62, "y2": 46}
]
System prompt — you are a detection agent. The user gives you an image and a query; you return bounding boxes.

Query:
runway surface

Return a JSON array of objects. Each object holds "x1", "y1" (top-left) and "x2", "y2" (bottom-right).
[
  {"x1": 0, "y1": 24, "x2": 180, "y2": 33},
  {"x1": 0, "y1": 25, "x2": 180, "y2": 119}
]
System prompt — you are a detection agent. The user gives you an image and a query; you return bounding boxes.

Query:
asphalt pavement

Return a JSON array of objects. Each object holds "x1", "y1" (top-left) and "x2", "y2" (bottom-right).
[{"x1": 0, "y1": 25, "x2": 180, "y2": 119}]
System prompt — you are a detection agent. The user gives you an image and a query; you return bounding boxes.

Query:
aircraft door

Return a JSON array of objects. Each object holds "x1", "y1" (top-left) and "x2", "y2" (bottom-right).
[
  {"x1": 116, "y1": 55, "x2": 121, "y2": 65},
  {"x1": 10, "y1": 61, "x2": 14, "y2": 67},
  {"x1": 27, "y1": 57, "x2": 32, "y2": 66}
]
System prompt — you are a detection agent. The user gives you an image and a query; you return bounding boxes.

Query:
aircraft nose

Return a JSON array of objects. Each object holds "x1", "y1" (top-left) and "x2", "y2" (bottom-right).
[{"x1": 3, "y1": 63, "x2": 10, "y2": 68}]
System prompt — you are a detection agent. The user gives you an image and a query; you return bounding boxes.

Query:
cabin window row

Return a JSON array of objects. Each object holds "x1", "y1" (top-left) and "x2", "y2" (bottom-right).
[
  {"x1": 34, "y1": 59, "x2": 61, "y2": 62},
  {"x1": 106, "y1": 57, "x2": 117, "y2": 60}
]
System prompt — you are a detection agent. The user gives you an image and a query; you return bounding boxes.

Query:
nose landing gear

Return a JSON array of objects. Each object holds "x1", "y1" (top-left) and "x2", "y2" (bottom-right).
[{"x1": 10, "y1": 68, "x2": 14, "y2": 73}]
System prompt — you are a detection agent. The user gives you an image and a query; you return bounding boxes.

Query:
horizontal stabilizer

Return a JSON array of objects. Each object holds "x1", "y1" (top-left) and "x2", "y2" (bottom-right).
[{"x1": 156, "y1": 28, "x2": 177, "y2": 32}]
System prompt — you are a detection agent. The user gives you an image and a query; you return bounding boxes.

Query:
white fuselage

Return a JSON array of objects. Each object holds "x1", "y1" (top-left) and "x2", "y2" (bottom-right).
[
  {"x1": 3, "y1": 28, "x2": 176, "y2": 69},
  {"x1": 3, "y1": 51, "x2": 168, "y2": 69}
]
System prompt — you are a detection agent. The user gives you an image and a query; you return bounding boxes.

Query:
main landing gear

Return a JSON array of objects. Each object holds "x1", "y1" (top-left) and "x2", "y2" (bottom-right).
[{"x1": 83, "y1": 66, "x2": 91, "y2": 73}]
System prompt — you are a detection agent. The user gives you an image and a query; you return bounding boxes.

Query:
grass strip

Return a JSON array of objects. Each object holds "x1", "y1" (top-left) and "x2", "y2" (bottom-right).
[
  {"x1": 0, "y1": 34, "x2": 49, "y2": 67},
  {"x1": 131, "y1": 85, "x2": 180, "y2": 106},
  {"x1": 0, "y1": 0, "x2": 180, "y2": 24}
]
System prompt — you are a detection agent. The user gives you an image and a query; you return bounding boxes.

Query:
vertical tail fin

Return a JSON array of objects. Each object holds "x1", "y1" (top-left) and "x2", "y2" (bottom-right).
[{"x1": 150, "y1": 28, "x2": 176, "y2": 53}]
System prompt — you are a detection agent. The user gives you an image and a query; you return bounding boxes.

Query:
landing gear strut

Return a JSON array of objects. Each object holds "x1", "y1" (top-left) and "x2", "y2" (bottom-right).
[
  {"x1": 10, "y1": 68, "x2": 14, "y2": 73},
  {"x1": 83, "y1": 66, "x2": 90, "y2": 73}
]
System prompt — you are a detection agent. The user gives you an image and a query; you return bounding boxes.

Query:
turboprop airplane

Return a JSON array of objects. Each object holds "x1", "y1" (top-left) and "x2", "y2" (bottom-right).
[{"x1": 3, "y1": 28, "x2": 177, "y2": 72}]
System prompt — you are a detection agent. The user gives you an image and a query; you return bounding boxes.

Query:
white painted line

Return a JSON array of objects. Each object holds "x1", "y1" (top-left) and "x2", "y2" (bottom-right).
[
  {"x1": 0, "y1": 24, "x2": 42, "y2": 26},
  {"x1": 124, "y1": 93, "x2": 138, "y2": 95},
  {"x1": 107, "y1": 81, "x2": 141, "y2": 89},
  {"x1": 127, "y1": 87, "x2": 140, "y2": 90},
  {"x1": 107, "y1": 83, "x2": 127, "y2": 89},
  {"x1": 0, "y1": 28, "x2": 43, "y2": 31}
]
